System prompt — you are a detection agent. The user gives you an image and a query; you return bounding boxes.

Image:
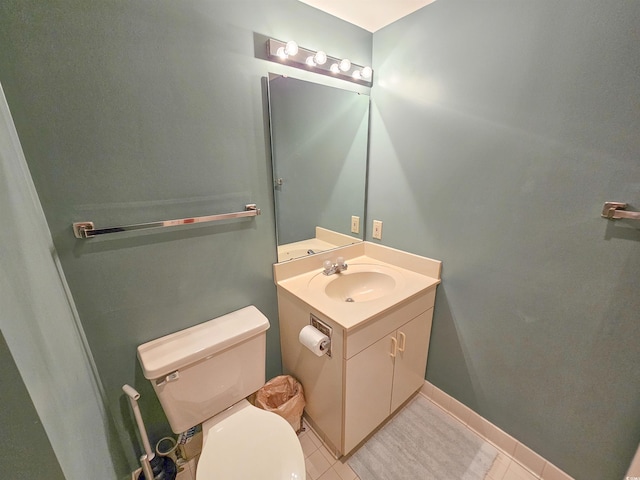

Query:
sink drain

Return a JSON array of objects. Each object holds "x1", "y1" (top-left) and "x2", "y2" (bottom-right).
[{"x1": 345, "y1": 297, "x2": 355, "y2": 302}]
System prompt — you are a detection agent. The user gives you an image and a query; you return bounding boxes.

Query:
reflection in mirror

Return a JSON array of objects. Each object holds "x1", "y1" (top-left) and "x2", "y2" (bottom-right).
[{"x1": 267, "y1": 74, "x2": 369, "y2": 262}]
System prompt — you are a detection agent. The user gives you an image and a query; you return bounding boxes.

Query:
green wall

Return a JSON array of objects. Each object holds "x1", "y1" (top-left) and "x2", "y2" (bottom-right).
[
  {"x1": 1, "y1": 81, "x2": 118, "y2": 477},
  {"x1": 0, "y1": 331, "x2": 65, "y2": 480},
  {"x1": 368, "y1": 1, "x2": 640, "y2": 479},
  {"x1": 0, "y1": 1, "x2": 371, "y2": 476}
]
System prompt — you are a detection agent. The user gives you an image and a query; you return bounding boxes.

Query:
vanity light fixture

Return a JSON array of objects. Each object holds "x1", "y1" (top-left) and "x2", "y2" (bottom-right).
[{"x1": 266, "y1": 38, "x2": 373, "y2": 87}]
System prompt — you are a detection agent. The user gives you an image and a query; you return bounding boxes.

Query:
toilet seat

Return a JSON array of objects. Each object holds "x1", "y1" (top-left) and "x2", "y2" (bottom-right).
[{"x1": 195, "y1": 399, "x2": 306, "y2": 480}]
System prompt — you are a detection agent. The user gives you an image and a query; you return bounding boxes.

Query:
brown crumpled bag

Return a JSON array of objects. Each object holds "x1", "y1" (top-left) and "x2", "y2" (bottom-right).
[{"x1": 255, "y1": 375, "x2": 306, "y2": 433}]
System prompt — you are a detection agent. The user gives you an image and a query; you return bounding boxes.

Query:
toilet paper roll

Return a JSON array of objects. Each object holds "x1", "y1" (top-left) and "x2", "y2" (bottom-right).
[{"x1": 299, "y1": 325, "x2": 330, "y2": 357}]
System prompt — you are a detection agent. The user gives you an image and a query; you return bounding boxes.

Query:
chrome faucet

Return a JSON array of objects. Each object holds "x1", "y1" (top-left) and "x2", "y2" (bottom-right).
[{"x1": 323, "y1": 257, "x2": 348, "y2": 275}]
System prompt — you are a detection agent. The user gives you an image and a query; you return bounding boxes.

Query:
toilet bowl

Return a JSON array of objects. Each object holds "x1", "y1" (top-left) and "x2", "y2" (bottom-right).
[
  {"x1": 136, "y1": 306, "x2": 306, "y2": 480},
  {"x1": 196, "y1": 400, "x2": 305, "y2": 479}
]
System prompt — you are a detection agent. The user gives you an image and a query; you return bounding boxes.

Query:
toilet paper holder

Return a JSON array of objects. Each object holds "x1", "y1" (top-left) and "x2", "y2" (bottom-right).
[{"x1": 310, "y1": 314, "x2": 332, "y2": 358}]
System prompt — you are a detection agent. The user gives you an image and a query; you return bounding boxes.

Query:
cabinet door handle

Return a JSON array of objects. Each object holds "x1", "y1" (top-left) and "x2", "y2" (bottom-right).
[
  {"x1": 398, "y1": 331, "x2": 406, "y2": 352},
  {"x1": 390, "y1": 337, "x2": 397, "y2": 358}
]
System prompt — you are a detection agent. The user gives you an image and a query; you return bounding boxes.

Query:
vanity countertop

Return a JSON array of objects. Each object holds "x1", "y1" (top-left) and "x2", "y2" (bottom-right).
[{"x1": 274, "y1": 242, "x2": 441, "y2": 331}]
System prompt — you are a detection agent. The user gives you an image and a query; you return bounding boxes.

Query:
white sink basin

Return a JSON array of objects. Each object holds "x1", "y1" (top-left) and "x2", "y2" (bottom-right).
[
  {"x1": 325, "y1": 271, "x2": 396, "y2": 303},
  {"x1": 308, "y1": 264, "x2": 402, "y2": 303}
]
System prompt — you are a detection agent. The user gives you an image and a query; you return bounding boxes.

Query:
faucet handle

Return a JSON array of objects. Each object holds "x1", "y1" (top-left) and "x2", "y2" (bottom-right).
[
  {"x1": 336, "y1": 257, "x2": 348, "y2": 269},
  {"x1": 323, "y1": 259, "x2": 333, "y2": 274}
]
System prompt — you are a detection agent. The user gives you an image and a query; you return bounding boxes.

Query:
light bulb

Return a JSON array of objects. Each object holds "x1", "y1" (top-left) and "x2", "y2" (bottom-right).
[
  {"x1": 352, "y1": 70, "x2": 361, "y2": 80},
  {"x1": 330, "y1": 63, "x2": 340, "y2": 74},
  {"x1": 285, "y1": 40, "x2": 298, "y2": 56},
  {"x1": 361, "y1": 66, "x2": 373, "y2": 80},
  {"x1": 314, "y1": 51, "x2": 327, "y2": 65},
  {"x1": 276, "y1": 47, "x2": 287, "y2": 59},
  {"x1": 305, "y1": 55, "x2": 316, "y2": 67},
  {"x1": 339, "y1": 58, "x2": 351, "y2": 72}
]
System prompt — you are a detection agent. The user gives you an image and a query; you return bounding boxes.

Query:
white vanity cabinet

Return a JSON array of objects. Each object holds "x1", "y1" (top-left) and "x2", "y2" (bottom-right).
[
  {"x1": 343, "y1": 292, "x2": 434, "y2": 454},
  {"x1": 277, "y1": 286, "x2": 436, "y2": 457}
]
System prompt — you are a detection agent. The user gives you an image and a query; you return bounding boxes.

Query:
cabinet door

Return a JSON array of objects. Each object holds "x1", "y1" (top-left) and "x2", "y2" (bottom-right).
[
  {"x1": 390, "y1": 310, "x2": 433, "y2": 412},
  {"x1": 344, "y1": 333, "x2": 395, "y2": 454}
]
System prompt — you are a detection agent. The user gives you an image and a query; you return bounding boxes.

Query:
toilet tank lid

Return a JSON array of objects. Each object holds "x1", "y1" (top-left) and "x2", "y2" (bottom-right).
[{"x1": 137, "y1": 306, "x2": 269, "y2": 379}]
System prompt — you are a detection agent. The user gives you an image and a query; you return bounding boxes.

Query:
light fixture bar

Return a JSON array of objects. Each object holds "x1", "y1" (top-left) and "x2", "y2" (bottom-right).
[{"x1": 266, "y1": 38, "x2": 373, "y2": 87}]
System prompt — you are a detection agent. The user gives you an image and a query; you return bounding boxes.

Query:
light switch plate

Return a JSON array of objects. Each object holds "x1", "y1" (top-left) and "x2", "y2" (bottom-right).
[
  {"x1": 372, "y1": 220, "x2": 383, "y2": 240},
  {"x1": 351, "y1": 216, "x2": 360, "y2": 234}
]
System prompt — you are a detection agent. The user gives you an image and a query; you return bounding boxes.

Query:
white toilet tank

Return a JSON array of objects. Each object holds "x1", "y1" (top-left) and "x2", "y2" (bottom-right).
[{"x1": 137, "y1": 306, "x2": 270, "y2": 434}]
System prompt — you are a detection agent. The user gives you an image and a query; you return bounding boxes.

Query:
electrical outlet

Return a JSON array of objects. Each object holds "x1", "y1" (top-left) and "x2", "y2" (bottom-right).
[
  {"x1": 351, "y1": 215, "x2": 360, "y2": 234},
  {"x1": 372, "y1": 220, "x2": 383, "y2": 240}
]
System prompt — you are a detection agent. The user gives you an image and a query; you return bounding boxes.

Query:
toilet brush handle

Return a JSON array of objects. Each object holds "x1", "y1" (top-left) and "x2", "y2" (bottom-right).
[
  {"x1": 140, "y1": 454, "x2": 154, "y2": 480},
  {"x1": 123, "y1": 384, "x2": 155, "y2": 461}
]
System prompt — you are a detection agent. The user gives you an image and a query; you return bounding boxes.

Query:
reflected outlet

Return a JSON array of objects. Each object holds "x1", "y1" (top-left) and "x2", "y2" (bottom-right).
[
  {"x1": 372, "y1": 220, "x2": 383, "y2": 240},
  {"x1": 351, "y1": 216, "x2": 360, "y2": 234}
]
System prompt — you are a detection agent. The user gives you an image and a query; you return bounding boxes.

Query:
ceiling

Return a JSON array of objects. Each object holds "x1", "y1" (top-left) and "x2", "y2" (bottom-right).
[{"x1": 298, "y1": 0, "x2": 437, "y2": 32}]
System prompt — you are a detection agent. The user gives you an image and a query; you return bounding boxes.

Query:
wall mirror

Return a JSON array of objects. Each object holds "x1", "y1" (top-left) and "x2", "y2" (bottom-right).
[{"x1": 267, "y1": 74, "x2": 369, "y2": 262}]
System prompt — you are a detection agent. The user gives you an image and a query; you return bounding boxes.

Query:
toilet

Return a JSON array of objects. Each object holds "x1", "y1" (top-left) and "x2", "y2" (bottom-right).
[{"x1": 137, "y1": 306, "x2": 306, "y2": 480}]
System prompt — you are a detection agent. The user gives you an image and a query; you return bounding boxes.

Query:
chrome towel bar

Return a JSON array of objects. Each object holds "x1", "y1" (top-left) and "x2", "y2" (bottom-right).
[
  {"x1": 601, "y1": 202, "x2": 640, "y2": 221},
  {"x1": 73, "y1": 204, "x2": 260, "y2": 239}
]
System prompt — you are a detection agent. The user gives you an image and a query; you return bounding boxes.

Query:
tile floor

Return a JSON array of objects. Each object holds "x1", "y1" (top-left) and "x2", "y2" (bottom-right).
[
  {"x1": 300, "y1": 394, "x2": 554, "y2": 480},
  {"x1": 298, "y1": 421, "x2": 358, "y2": 480}
]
